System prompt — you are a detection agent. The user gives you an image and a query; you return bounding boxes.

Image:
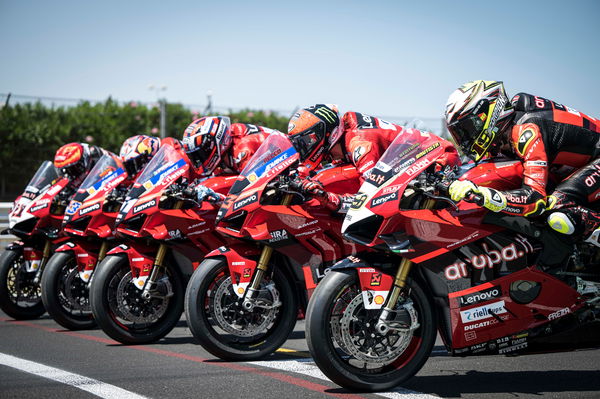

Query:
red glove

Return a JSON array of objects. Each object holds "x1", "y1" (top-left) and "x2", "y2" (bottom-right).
[{"x1": 300, "y1": 178, "x2": 341, "y2": 211}]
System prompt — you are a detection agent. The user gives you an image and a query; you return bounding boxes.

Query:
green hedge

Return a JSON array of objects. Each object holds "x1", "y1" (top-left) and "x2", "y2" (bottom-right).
[{"x1": 0, "y1": 99, "x2": 290, "y2": 200}]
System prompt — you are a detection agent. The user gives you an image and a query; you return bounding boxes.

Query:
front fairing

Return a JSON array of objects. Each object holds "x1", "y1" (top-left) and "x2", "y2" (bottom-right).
[
  {"x1": 343, "y1": 129, "x2": 450, "y2": 236},
  {"x1": 9, "y1": 161, "x2": 70, "y2": 237},
  {"x1": 63, "y1": 154, "x2": 127, "y2": 235},
  {"x1": 217, "y1": 133, "x2": 299, "y2": 232},
  {"x1": 116, "y1": 143, "x2": 190, "y2": 234}
]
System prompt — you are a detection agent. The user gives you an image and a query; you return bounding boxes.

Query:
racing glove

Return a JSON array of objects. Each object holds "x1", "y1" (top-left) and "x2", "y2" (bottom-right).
[
  {"x1": 449, "y1": 180, "x2": 507, "y2": 212},
  {"x1": 195, "y1": 185, "x2": 225, "y2": 203},
  {"x1": 300, "y1": 178, "x2": 342, "y2": 212}
]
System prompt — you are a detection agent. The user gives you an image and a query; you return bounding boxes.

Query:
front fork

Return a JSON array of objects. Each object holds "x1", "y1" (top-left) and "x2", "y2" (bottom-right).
[
  {"x1": 86, "y1": 241, "x2": 109, "y2": 288},
  {"x1": 32, "y1": 240, "x2": 52, "y2": 285},
  {"x1": 241, "y1": 193, "x2": 293, "y2": 311},
  {"x1": 140, "y1": 200, "x2": 183, "y2": 300},
  {"x1": 375, "y1": 198, "x2": 435, "y2": 334}
]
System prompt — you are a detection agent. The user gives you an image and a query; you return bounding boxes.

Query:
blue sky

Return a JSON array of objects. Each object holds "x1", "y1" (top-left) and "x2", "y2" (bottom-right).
[{"x1": 1, "y1": 0, "x2": 599, "y2": 120}]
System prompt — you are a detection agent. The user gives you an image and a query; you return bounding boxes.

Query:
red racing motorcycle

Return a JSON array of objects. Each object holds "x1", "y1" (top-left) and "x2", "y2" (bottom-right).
[
  {"x1": 0, "y1": 161, "x2": 71, "y2": 319},
  {"x1": 41, "y1": 152, "x2": 128, "y2": 330},
  {"x1": 305, "y1": 129, "x2": 600, "y2": 391},
  {"x1": 89, "y1": 138, "x2": 236, "y2": 344},
  {"x1": 184, "y1": 132, "x2": 369, "y2": 360}
]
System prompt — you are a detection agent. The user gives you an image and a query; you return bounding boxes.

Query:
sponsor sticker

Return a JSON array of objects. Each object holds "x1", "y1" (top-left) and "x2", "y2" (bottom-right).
[
  {"x1": 459, "y1": 285, "x2": 502, "y2": 307},
  {"x1": 460, "y1": 300, "x2": 507, "y2": 323}
]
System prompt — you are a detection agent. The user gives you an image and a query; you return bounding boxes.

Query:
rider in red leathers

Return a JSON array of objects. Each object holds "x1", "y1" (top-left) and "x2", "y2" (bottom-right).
[
  {"x1": 181, "y1": 116, "x2": 277, "y2": 202},
  {"x1": 287, "y1": 104, "x2": 460, "y2": 212},
  {"x1": 445, "y1": 80, "x2": 600, "y2": 246}
]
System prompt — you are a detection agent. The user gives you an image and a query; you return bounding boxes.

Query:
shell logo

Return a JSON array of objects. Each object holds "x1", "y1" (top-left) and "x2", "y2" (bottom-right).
[
  {"x1": 137, "y1": 280, "x2": 145, "y2": 287},
  {"x1": 237, "y1": 287, "x2": 245, "y2": 295},
  {"x1": 374, "y1": 295, "x2": 385, "y2": 305},
  {"x1": 82, "y1": 272, "x2": 90, "y2": 280}
]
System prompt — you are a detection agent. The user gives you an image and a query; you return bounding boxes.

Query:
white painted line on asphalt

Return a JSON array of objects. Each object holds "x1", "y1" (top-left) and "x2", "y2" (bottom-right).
[
  {"x1": 248, "y1": 358, "x2": 440, "y2": 399},
  {"x1": 0, "y1": 353, "x2": 148, "y2": 399}
]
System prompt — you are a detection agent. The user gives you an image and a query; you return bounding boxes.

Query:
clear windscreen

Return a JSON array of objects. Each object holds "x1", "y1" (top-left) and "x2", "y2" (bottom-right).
[
  {"x1": 229, "y1": 133, "x2": 298, "y2": 195},
  {"x1": 24, "y1": 161, "x2": 60, "y2": 198},
  {"x1": 365, "y1": 129, "x2": 444, "y2": 188},
  {"x1": 135, "y1": 145, "x2": 185, "y2": 186},
  {"x1": 79, "y1": 154, "x2": 124, "y2": 190}
]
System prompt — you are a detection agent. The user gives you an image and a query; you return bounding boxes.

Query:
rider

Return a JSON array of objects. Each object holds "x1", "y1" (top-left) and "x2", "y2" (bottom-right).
[
  {"x1": 181, "y1": 116, "x2": 276, "y2": 202},
  {"x1": 53, "y1": 142, "x2": 105, "y2": 190},
  {"x1": 288, "y1": 104, "x2": 460, "y2": 212},
  {"x1": 445, "y1": 80, "x2": 600, "y2": 246},
  {"x1": 119, "y1": 135, "x2": 162, "y2": 182}
]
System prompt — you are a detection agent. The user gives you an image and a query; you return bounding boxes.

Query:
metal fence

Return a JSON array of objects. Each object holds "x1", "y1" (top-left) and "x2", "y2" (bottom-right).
[{"x1": 0, "y1": 203, "x2": 16, "y2": 248}]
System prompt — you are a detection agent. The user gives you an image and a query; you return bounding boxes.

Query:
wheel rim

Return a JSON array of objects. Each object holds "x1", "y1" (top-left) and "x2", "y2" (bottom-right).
[
  {"x1": 57, "y1": 260, "x2": 92, "y2": 316},
  {"x1": 201, "y1": 268, "x2": 283, "y2": 343},
  {"x1": 7, "y1": 255, "x2": 41, "y2": 308},
  {"x1": 107, "y1": 266, "x2": 171, "y2": 329},
  {"x1": 328, "y1": 281, "x2": 422, "y2": 373}
]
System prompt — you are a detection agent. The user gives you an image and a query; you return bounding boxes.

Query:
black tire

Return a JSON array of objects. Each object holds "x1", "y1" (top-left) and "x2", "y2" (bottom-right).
[
  {"x1": 185, "y1": 257, "x2": 297, "y2": 361},
  {"x1": 306, "y1": 270, "x2": 436, "y2": 392},
  {"x1": 41, "y1": 252, "x2": 96, "y2": 330},
  {"x1": 89, "y1": 253, "x2": 184, "y2": 344},
  {"x1": 0, "y1": 249, "x2": 45, "y2": 320}
]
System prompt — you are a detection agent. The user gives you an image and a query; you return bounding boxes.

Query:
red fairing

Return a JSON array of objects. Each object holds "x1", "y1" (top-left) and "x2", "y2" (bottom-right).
[
  {"x1": 55, "y1": 241, "x2": 102, "y2": 273},
  {"x1": 342, "y1": 112, "x2": 460, "y2": 176},
  {"x1": 449, "y1": 268, "x2": 584, "y2": 349},
  {"x1": 107, "y1": 244, "x2": 155, "y2": 282}
]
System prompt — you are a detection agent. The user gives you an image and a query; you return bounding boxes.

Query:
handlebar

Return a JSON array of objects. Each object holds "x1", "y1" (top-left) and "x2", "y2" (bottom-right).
[{"x1": 434, "y1": 181, "x2": 484, "y2": 206}]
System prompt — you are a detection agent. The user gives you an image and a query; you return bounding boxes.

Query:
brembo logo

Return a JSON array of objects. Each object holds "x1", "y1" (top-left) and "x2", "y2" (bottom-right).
[
  {"x1": 459, "y1": 285, "x2": 501, "y2": 307},
  {"x1": 133, "y1": 199, "x2": 156, "y2": 214},
  {"x1": 233, "y1": 194, "x2": 258, "y2": 211}
]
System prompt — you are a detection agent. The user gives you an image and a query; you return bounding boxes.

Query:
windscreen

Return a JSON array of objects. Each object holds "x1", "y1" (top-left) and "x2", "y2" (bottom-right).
[
  {"x1": 135, "y1": 145, "x2": 185, "y2": 187},
  {"x1": 23, "y1": 161, "x2": 60, "y2": 200},
  {"x1": 364, "y1": 129, "x2": 443, "y2": 188},
  {"x1": 229, "y1": 133, "x2": 298, "y2": 196},
  {"x1": 79, "y1": 154, "x2": 124, "y2": 190}
]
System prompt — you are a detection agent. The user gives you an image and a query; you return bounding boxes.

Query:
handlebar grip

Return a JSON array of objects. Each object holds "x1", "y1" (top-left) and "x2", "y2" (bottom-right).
[
  {"x1": 466, "y1": 191, "x2": 485, "y2": 206},
  {"x1": 315, "y1": 189, "x2": 325, "y2": 197},
  {"x1": 435, "y1": 181, "x2": 450, "y2": 195}
]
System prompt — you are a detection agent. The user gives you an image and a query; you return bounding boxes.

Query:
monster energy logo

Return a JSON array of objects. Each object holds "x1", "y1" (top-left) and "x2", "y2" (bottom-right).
[{"x1": 314, "y1": 107, "x2": 337, "y2": 124}]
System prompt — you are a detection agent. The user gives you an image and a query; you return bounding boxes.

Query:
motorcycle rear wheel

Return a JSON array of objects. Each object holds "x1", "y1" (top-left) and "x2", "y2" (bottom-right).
[
  {"x1": 41, "y1": 252, "x2": 96, "y2": 330},
  {"x1": 0, "y1": 249, "x2": 45, "y2": 319},
  {"x1": 90, "y1": 254, "x2": 184, "y2": 344},
  {"x1": 306, "y1": 270, "x2": 436, "y2": 392},
  {"x1": 185, "y1": 258, "x2": 297, "y2": 361}
]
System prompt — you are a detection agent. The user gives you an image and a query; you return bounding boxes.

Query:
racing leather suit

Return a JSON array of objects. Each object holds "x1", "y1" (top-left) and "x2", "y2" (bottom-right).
[
  {"x1": 492, "y1": 93, "x2": 600, "y2": 235},
  {"x1": 305, "y1": 112, "x2": 460, "y2": 212}
]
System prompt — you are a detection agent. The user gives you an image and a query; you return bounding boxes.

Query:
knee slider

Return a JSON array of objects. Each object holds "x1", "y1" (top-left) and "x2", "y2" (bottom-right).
[{"x1": 547, "y1": 212, "x2": 576, "y2": 235}]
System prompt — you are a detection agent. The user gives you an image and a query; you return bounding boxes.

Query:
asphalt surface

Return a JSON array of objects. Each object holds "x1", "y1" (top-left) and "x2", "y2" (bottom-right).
[{"x1": 1, "y1": 309, "x2": 599, "y2": 399}]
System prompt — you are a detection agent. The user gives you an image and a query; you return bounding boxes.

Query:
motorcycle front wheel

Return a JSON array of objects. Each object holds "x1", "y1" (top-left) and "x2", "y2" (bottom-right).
[
  {"x1": 185, "y1": 258, "x2": 297, "y2": 361},
  {"x1": 41, "y1": 252, "x2": 96, "y2": 330},
  {"x1": 306, "y1": 270, "x2": 436, "y2": 392},
  {"x1": 90, "y1": 254, "x2": 184, "y2": 344},
  {"x1": 0, "y1": 249, "x2": 45, "y2": 319}
]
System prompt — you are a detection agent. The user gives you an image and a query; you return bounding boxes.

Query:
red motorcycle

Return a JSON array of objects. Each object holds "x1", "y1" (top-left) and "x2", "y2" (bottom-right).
[
  {"x1": 305, "y1": 129, "x2": 600, "y2": 391},
  {"x1": 184, "y1": 132, "x2": 369, "y2": 360},
  {"x1": 89, "y1": 138, "x2": 236, "y2": 344},
  {"x1": 41, "y1": 153, "x2": 128, "y2": 330},
  {"x1": 0, "y1": 161, "x2": 71, "y2": 319}
]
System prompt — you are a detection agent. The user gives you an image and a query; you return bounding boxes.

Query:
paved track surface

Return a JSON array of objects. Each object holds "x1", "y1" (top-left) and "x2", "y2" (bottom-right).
[{"x1": 1, "y1": 310, "x2": 599, "y2": 399}]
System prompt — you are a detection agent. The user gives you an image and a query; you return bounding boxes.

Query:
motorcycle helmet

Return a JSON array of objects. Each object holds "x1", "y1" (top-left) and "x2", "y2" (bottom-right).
[
  {"x1": 445, "y1": 80, "x2": 514, "y2": 161},
  {"x1": 119, "y1": 135, "x2": 161, "y2": 177},
  {"x1": 54, "y1": 142, "x2": 91, "y2": 180},
  {"x1": 181, "y1": 116, "x2": 232, "y2": 176},
  {"x1": 287, "y1": 104, "x2": 340, "y2": 170}
]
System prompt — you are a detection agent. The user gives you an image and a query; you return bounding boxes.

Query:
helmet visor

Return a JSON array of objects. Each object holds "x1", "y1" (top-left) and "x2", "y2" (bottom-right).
[
  {"x1": 289, "y1": 122, "x2": 325, "y2": 161},
  {"x1": 447, "y1": 114, "x2": 486, "y2": 159}
]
